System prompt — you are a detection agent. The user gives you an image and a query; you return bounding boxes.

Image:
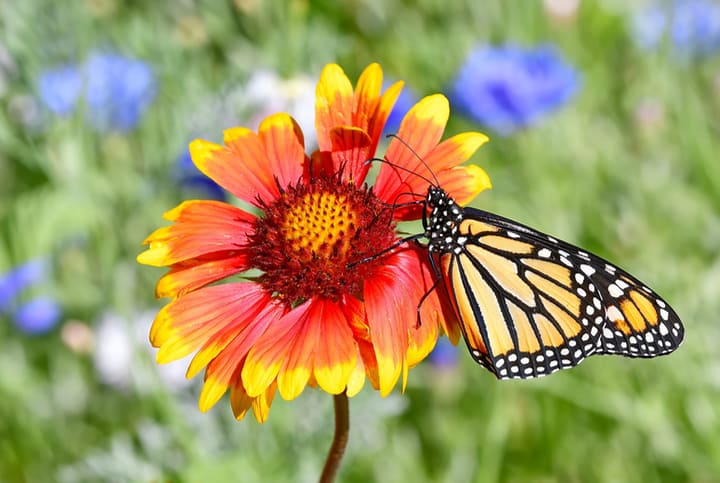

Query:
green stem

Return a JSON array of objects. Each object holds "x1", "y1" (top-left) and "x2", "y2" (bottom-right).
[{"x1": 319, "y1": 391, "x2": 350, "y2": 483}]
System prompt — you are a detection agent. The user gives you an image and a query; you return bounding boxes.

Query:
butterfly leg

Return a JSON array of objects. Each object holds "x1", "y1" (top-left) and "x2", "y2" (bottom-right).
[{"x1": 415, "y1": 252, "x2": 444, "y2": 328}]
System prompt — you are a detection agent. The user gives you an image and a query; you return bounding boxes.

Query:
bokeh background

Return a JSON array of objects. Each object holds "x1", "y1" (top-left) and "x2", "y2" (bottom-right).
[{"x1": 1, "y1": 0, "x2": 719, "y2": 481}]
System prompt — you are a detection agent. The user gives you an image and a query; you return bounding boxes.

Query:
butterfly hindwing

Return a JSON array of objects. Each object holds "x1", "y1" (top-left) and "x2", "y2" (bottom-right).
[{"x1": 439, "y1": 206, "x2": 684, "y2": 380}]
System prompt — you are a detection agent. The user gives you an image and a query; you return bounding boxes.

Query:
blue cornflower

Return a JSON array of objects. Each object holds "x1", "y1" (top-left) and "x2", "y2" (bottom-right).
[
  {"x1": 428, "y1": 338, "x2": 459, "y2": 369},
  {"x1": 85, "y1": 52, "x2": 157, "y2": 132},
  {"x1": 175, "y1": 147, "x2": 225, "y2": 201},
  {"x1": 632, "y1": 0, "x2": 720, "y2": 57},
  {"x1": 448, "y1": 44, "x2": 579, "y2": 135},
  {"x1": 37, "y1": 64, "x2": 83, "y2": 116},
  {"x1": 13, "y1": 297, "x2": 62, "y2": 335},
  {"x1": 0, "y1": 259, "x2": 48, "y2": 312},
  {"x1": 37, "y1": 52, "x2": 156, "y2": 132},
  {"x1": 0, "y1": 259, "x2": 60, "y2": 335}
]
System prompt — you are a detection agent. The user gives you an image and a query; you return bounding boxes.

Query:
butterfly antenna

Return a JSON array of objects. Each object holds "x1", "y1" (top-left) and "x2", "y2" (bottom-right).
[
  {"x1": 389, "y1": 191, "x2": 425, "y2": 207},
  {"x1": 365, "y1": 156, "x2": 437, "y2": 188},
  {"x1": 386, "y1": 134, "x2": 441, "y2": 187}
]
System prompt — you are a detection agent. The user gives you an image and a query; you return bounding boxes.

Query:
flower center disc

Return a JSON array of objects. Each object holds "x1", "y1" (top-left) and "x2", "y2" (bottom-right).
[
  {"x1": 282, "y1": 192, "x2": 356, "y2": 263},
  {"x1": 249, "y1": 176, "x2": 396, "y2": 305}
]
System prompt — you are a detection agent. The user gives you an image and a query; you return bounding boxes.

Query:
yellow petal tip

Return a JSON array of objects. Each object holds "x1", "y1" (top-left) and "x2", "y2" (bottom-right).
[{"x1": 136, "y1": 245, "x2": 169, "y2": 267}]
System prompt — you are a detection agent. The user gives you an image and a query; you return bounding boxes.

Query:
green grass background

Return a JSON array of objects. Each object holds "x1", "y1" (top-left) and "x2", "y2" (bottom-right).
[{"x1": 1, "y1": 0, "x2": 718, "y2": 481}]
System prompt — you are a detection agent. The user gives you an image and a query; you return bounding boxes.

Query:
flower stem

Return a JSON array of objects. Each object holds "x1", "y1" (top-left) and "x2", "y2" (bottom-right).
[{"x1": 319, "y1": 391, "x2": 349, "y2": 483}]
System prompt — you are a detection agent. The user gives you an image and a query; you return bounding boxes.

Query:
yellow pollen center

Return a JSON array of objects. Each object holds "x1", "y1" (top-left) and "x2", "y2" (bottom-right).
[{"x1": 282, "y1": 191, "x2": 357, "y2": 261}]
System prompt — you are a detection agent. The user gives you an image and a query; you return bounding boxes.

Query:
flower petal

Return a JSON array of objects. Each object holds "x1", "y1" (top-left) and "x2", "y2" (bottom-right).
[
  {"x1": 312, "y1": 299, "x2": 358, "y2": 395},
  {"x1": 155, "y1": 253, "x2": 248, "y2": 299},
  {"x1": 230, "y1": 379, "x2": 278, "y2": 423},
  {"x1": 353, "y1": 63, "x2": 383, "y2": 125},
  {"x1": 328, "y1": 126, "x2": 372, "y2": 180},
  {"x1": 251, "y1": 381, "x2": 278, "y2": 422},
  {"x1": 345, "y1": 357, "x2": 366, "y2": 397},
  {"x1": 198, "y1": 300, "x2": 286, "y2": 411},
  {"x1": 316, "y1": 64, "x2": 354, "y2": 154},
  {"x1": 423, "y1": 132, "x2": 489, "y2": 173},
  {"x1": 437, "y1": 164, "x2": 492, "y2": 206},
  {"x1": 348, "y1": 64, "x2": 395, "y2": 182},
  {"x1": 364, "y1": 251, "x2": 418, "y2": 396},
  {"x1": 355, "y1": 64, "x2": 403, "y2": 159},
  {"x1": 315, "y1": 63, "x2": 402, "y2": 183},
  {"x1": 373, "y1": 95, "x2": 449, "y2": 205},
  {"x1": 187, "y1": 300, "x2": 283, "y2": 379},
  {"x1": 137, "y1": 200, "x2": 253, "y2": 267},
  {"x1": 374, "y1": 96, "x2": 490, "y2": 220},
  {"x1": 229, "y1": 376, "x2": 254, "y2": 420},
  {"x1": 190, "y1": 138, "x2": 270, "y2": 207},
  {"x1": 199, "y1": 359, "x2": 242, "y2": 412},
  {"x1": 275, "y1": 303, "x2": 319, "y2": 400},
  {"x1": 257, "y1": 113, "x2": 306, "y2": 190},
  {"x1": 243, "y1": 298, "x2": 359, "y2": 400},
  {"x1": 400, "y1": 248, "x2": 445, "y2": 367},
  {"x1": 150, "y1": 282, "x2": 269, "y2": 365},
  {"x1": 191, "y1": 113, "x2": 305, "y2": 207},
  {"x1": 242, "y1": 299, "x2": 313, "y2": 399},
  {"x1": 340, "y1": 294, "x2": 379, "y2": 391}
]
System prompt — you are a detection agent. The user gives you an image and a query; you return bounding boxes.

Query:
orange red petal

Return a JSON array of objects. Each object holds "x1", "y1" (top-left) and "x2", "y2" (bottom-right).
[
  {"x1": 155, "y1": 253, "x2": 248, "y2": 299},
  {"x1": 364, "y1": 250, "x2": 419, "y2": 396},
  {"x1": 198, "y1": 299, "x2": 287, "y2": 411},
  {"x1": 256, "y1": 114, "x2": 307, "y2": 191},
  {"x1": 345, "y1": 357, "x2": 366, "y2": 397},
  {"x1": 316, "y1": 64, "x2": 354, "y2": 154},
  {"x1": 150, "y1": 282, "x2": 273, "y2": 364},
  {"x1": 191, "y1": 113, "x2": 305, "y2": 207},
  {"x1": 315, "y1": 63, "x2": 402, "y2": 183},
  {"x1": 230, "y1": 379, "x2": 278, "y2": 422},
  {"x1": 437, "y1": 164, "x2": 492, "y2": 207},
  {"x1": 242, "y1": 300, "x2": 313, "y2": 399},
  {"x1": 242, "y1": 297, "x2": 360, "y2": 401},
  {"x1": 137, "y1": 200, "x2": 253, "y2": 267},
  {"x1": 423, "y1": 132, "x2": 489, "y2": 174},
  {"x1": 311, "y1": 299, "x2": 357, "y2": 395},
  {"x1": 275, "y1": 305, "x2": 317, "y2": 400},
  {"x1": 188, "y1": 300, "x2": 284, "y2": 379},
  {"x1": 403, "y1": 247, "x2": 445, "y2": 367}
]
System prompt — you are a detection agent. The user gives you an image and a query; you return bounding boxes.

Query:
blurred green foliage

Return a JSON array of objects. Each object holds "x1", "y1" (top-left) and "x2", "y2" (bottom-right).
[{"x1": 1, "y1": 0, "x2": 719, "y2": 482}]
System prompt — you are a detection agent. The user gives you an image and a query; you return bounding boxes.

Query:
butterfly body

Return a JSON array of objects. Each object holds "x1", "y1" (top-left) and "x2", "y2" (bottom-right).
[{"x1": 422, "y1": 186, "x2": 685, "y2": 380}]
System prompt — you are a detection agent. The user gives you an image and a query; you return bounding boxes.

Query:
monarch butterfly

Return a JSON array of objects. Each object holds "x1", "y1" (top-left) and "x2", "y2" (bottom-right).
[
  {"x1": 419, "y1": 185, "x2": 684, "y2": 379},
  {"x1": 376, "y1": 145, "x2": 685, "y2": 380}
]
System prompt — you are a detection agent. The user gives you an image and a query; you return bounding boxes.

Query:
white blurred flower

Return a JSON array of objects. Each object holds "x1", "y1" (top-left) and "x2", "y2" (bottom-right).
[
  {"x1": 243, "y1": 70, "x2": 317, "y2": 146},
  {"x1": 93, "y1": 310, "x2": 194, "y2": 392},
  {"x1": 187, "y1": 68, "x2": 317, "y2": 148},
  {"x1": 544, "y1": 0, "x2": 580, "y2": 24},
  {"x1": 93, "y1": 312, "x2": 132, "y2": 388}
]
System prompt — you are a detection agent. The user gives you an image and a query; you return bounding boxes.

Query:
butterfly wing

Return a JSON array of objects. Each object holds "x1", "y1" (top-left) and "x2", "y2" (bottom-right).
[{"x1": 440, "y1": 207, "x2": 684, "y2": 380}]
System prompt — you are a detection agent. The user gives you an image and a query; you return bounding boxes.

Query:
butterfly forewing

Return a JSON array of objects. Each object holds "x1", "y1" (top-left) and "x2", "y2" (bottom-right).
[
  {"x1": 434, "y1": 204, "x2": 684, "y2": 380},
  {"x1": 589, "y1": 267, "x2": 684, "y2": 358}
]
